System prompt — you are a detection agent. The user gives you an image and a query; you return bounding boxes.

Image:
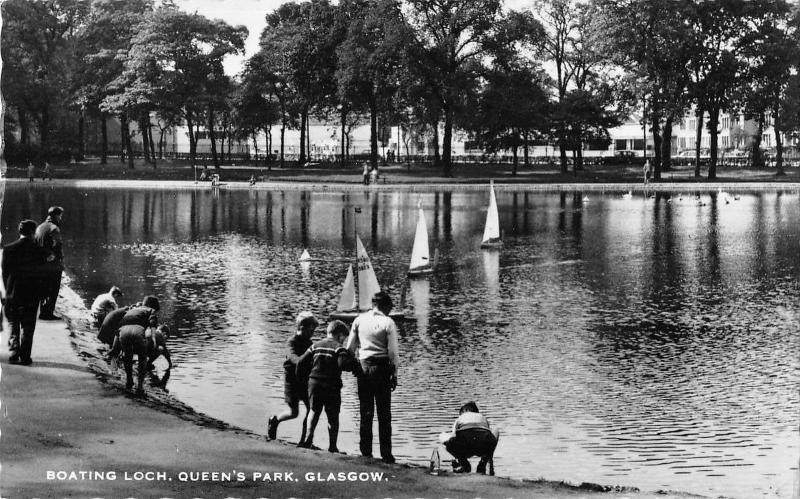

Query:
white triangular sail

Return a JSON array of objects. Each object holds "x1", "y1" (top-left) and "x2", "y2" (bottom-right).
[
  {"x1": 409, "y1": 206, "x2": 431, "y2": 272},
  {"x1": 299, "y1": 249, "x2": 312, "y2": 261},
  {"x1": 356, "y1": 236, "x2": 381, "y2": 311},
  {"x1": 336, "y1": 264, "x2": 357, "y2": 311},
  {"x1": 482, "y1": 182, "x2": 501, "y2": 243}
]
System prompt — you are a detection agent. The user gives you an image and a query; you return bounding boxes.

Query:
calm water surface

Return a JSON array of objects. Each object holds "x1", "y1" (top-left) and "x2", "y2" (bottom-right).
[{"x1": 3, "y1": 184, "x2": 798, "y2": 498}]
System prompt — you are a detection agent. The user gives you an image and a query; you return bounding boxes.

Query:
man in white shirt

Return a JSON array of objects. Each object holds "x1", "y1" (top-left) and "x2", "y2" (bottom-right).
[
  {"x1": 91, "y1": 286, "x2": 122, "y2": 326},
  {"x1": 346, "y1": 291, "x2": 399, "y2": 464}
]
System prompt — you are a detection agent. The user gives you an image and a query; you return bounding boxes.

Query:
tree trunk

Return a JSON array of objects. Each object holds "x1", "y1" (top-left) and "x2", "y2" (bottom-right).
[
  {"x1": 159, "y1": 128, "x2": 165, "y2": 159},
  {"x1": 523, "y1": 130, "x2": 530, "y2": 167},
  {"x1": 280, "y1": 119, "x2": 286, "y2": 168},
  {"x1": 340, "y1": 109, "x2": 346, "y2": 168},
  {"x1": 120, "y1": 114, "x2": 128, "y2": 164},
  {"x1": 576, "y1": 144, "x2": 584, "y2": 172},
  {"x1": 774, "y1": 109, "x2": 785, "y2": 176},
  {"x1": 139, "y1": 115, "x2": 151, "y2": 164},
  {"x1": 124, "y1": 116, "x2": 134, "y2": 170},
  {"x1": 512, "y1": 142, "x2": 518, "y2": 176},
  {"x1": 693, "y1": 107, "x2": 703, "y2": 177},
  {"x1": 40, "y1": 106, "x2": 50, "y2": 160},
  {"x1": 558, "y1": 132, "x2": 568, "y2": 174},
  {"x1": 208, "y1": 106, "x2": 219, "y2": 168},
  {"x1": 19, "y1": 108, "x2": 30, "y2": 145},
  {"x1": 651, "y1": 114, "x2": 662, "y2": 179},
  {"x1": 707, "y1": 107, "x2": 720, "y2": 180},
  {"x1": 660, "y1": 116, "x2": 673, "y2": 177},
  {"x1": 186, "y1": 112, "x2": 196, "y2": 167},
  {"x1": 751, "y1": 113, "x2": 765, "y2": 168},
  {"x1": 266, "y1": 127, "x2": 273, "y2": 170},
  {"x1": 252, "y1": 132, "x2": 259, "y2": 165},
  {"x1": 370, "y1": 99, "x2": 379, "y2": 169},
  {"x1": 147, "y1": 116, "x2": 156, "y2": 168},
  {"x1": 299, "y1": 108, "x2": 307, "y2": 165},
  {"x1": 442, "y1": 105, "x2": 453, "y2": 177},
  {"x1": 100, "y1": 112, "x2": 108, "y2": 164},
  {"x1": 77, "y1": 111, "x2": 85, "y2": 160},
  {"x1": 432, "y1": 121, "x2": 441, "y2": 166}
]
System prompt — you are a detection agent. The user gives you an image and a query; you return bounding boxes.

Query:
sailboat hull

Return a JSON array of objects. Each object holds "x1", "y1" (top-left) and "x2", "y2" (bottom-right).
[
  {"x1": 329, "y1": 310, "x2": 409, "y2": 322},
  {"x1": 480, "y1": 239, "x2": 503, "y2": 249},
  {"x1": 408, "y1": 266, "x2": 434, "y2": 278}
]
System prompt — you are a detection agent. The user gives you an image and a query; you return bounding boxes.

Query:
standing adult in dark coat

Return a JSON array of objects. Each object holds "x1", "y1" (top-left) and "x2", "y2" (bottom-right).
[
  {"x1": 34, "y1": 206, "x2": 64, "y2": 320},
  {"x1": 2, "y1": 220, "x2": 48, "y2": 364}
]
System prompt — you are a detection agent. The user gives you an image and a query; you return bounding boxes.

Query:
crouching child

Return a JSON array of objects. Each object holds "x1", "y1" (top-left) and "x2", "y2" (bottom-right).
[
  {"x1": 439, "y1": 401, "x2": 500, "y2": 475},
  {"x1": 296, "y1": 320, "x2": 354, "y2": 452}
]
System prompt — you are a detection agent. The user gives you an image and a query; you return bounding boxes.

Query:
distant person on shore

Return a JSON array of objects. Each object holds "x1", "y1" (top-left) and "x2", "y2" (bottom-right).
[
  {"x1": 27, "y1": 162, "x2": 35, "y2": 182},
  {"x1": 117, "y1": 295, "x2": 160, "y2": 395},
  {"x1": 346, "y1": 291, "x2": 399, "y2": 463},
  {"x1": 41, "y1": 162, "x2": 52, "y2": 181},
  {"x1": 643, "y1": 159, "x2": 651, "y2": 185},
  {"x1": 370, "y1": 167, "x2": 379, "y2": 185},
  {"x1": 2, "y1": 220, "x2": 50, "y2": 365},
  {"x1": 296, "y1": 320, "x2": 354, "y2": 452},
  {"x1": 91, "y1": 286, "x2": 123, "y2": 327},
  {"x1": 249, "y1": 174, "x2": 257, "y2": 186},
  {"x1": 438, "y1": 401, "x2": 500, "y2": 475},
  {"x1": 267, "y1": 311, "x2": 318, "y2": 442},
  {"x1": 34, "y1": 206, "x2": 64, "y2": 321},
  {"x1": 362, "y1": 163, "x2": 370, "y2": 185}
]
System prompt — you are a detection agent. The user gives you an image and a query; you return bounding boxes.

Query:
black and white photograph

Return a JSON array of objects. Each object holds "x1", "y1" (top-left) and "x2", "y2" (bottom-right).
[{"x1": 1, "y1": 0, "x2": 798, "y2": 497}]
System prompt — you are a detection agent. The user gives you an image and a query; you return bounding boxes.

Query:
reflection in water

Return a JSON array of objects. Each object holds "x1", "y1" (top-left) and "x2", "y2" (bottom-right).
[{"x1": 2, "y1": 185, "x2": 798, "y2": 498}]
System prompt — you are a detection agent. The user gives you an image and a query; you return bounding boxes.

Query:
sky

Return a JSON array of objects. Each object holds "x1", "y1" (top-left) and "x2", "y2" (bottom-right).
[{"x1": 175, "y1": 0, "x2": 532, "y2": 76}]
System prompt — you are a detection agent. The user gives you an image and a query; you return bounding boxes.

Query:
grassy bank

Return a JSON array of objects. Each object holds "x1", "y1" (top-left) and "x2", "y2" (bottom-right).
[{"x1": 3, "y1": 157, "x2": 800, "y2": 185}]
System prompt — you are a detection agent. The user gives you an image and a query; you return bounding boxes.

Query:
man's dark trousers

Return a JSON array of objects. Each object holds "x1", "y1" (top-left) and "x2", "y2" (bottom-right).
[
  {"x1": 40, "y1": 270, "x2": 62, "y2": 317},
  {"x1": 7, "y1": 300, "x2": 39, "y2": 361},
  {"x1": 356, "y1": 358, "x2": 393, "y2": 461}
]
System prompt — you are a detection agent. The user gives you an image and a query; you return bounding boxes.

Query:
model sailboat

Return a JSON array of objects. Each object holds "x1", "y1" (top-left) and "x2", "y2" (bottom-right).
[
  {"x1": 331, "y1": 236, "x2": 403, "y2": 321},
  {"x1": 408, "y1": 205, "x2": 433, "y2": 277},
  {"x1": 481, "y1": 181, "x2": 502, "y2": 248}
]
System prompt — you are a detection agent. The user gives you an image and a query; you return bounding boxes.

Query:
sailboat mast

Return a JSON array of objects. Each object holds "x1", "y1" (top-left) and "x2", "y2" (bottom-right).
[{"x1": 354, "y1": 206, "x2": 361, "y2": 310}]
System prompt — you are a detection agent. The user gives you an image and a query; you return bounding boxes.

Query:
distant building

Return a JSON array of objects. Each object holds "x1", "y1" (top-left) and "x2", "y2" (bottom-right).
[{"x1": 79, "y1": 109, "x2": 796, "y2": 162}]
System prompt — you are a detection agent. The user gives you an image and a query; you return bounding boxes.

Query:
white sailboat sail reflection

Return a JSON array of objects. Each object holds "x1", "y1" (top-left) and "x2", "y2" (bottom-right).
[
  {"x1": 410, "y1": 278, "x2": 431, "y2": 344},
  {"x1": 482, "y1": 249, "x2": 500, "y2": 306}
]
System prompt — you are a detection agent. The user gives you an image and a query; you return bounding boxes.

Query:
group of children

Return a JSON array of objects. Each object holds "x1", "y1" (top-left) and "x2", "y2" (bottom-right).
[
  {"x1": 92, "y1": 286, "x2": 172, "y2": 395},
  {"x1": 267, "y1": 310, "x2": 500, "y2": 474}
]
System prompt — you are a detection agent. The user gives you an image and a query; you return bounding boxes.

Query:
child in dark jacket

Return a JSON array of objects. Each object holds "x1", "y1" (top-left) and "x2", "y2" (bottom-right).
[
  {"x1": 296, "y1": 320, "x2": 353, "y2": 452},
  {"x1": 267, "y1": 311, "x2": 318, "y2": 442}
]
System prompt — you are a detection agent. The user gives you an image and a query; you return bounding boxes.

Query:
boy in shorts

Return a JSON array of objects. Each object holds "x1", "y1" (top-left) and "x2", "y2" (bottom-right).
[
  {"x1": 296, "y1": 320, "x2": 354, "y2": 451},
  {"x1": 267, "y1": 311, "x2": 318, "y2": 442}
]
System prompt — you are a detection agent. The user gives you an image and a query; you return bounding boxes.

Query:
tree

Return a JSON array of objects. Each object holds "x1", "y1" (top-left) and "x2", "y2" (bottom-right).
[
  {"x1": 596, "y1": 0, "x2": 695, "y2": 179},
  {"x1": 105, "y1": 6, "x2": 247, "y2": 168},
  {"x1": 404, "y1": 0, "x2": 505, "y2": 176},
  {"x1": 336, "y1": 0, "x2": 410, "y2": 169},
  {"x1": 737, "y1": 0, "x2": 799, "y2": 175},
  {"x1": 2, "y1": 0, "x2": 90, "y2": 162},
  {"x1": 78, "y1": 0, "x2": 153, "y2": 164},
  {"x1": 466, "y1": 61, "x2": 550, "y2": 176}
]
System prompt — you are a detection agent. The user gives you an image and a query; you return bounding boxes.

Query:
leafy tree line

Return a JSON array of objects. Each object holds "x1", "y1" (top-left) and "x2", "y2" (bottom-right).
[{"x1": 2, "y1": 0, "x2": 799, "y2": 178}]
